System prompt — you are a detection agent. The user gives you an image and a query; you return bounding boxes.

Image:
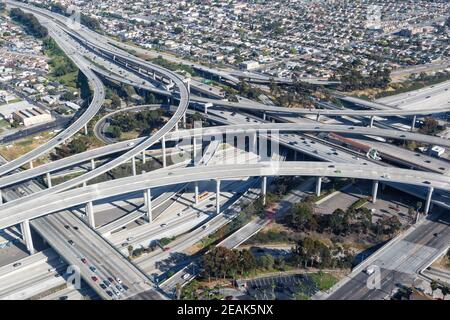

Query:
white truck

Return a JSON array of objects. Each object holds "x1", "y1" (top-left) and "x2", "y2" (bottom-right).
[{"x1": 365, "y1": 266, "x2": 376, "y2": 275}]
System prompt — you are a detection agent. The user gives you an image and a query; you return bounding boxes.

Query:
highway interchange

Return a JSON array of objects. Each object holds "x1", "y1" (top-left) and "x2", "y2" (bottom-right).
[{"x1": 0, "y1": 0, "x2": 449, "y2": 300}]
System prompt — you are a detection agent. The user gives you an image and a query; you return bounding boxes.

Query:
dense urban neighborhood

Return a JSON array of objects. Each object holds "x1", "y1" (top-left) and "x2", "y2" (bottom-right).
[{"x1": 0, "y1": 0, "x2": 449, "y2": 306}]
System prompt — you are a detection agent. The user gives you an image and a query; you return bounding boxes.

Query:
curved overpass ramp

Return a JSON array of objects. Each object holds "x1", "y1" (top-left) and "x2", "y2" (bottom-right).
[{"x1": 0, "y1": 162, "x2": 448, "y2": 230}]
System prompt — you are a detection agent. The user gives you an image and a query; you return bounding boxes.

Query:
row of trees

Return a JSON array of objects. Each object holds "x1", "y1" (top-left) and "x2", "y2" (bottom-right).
[
  {"x1": 53, "y1": 136, "x2": 90, "y2": 159},
  {"x1": 47, "y1": 1, "x2": 101, "y2": 31},
  {"x1": 109, "y1": 109, "x2": 166, "y2": 139},
  {"x1": 43, "y1": 37, "x2": 78, "y2": 77},
  {"x1": 290, "y1": 237, "x2": 353, "y2": 269},
  {"x1": 284, "y1": 201, "x2": 401, "y2": 238},
  {"x1": 10, "y1": 8, "x2": 48, "y2": 38},
  {"x1": 333, "y1": 63, "x2": 391, "y2": 91}
]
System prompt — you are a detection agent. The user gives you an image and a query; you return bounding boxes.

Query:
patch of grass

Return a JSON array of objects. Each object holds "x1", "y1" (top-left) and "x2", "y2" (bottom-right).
[{"x1": 309, "y1": 272, "x2": 338, "y2": 291}]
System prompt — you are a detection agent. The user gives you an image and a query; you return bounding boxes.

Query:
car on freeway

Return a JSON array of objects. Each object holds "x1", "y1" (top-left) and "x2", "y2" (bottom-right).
[
  {"x1": 334, "y1": 170, "x2": 342, "y2": 174},
  {"x1": 91, "y1": 276, "x2": 98, "y2": 282},
  {"x1": 160, "y1": 223, "x2": 167, "y2": 228},
  {"x1": 163, "y1": 247, "x2": 171, "y2": 252},
  {"x1": 73, "y1": 226, "x2": 79, "y2": 231},
  {"x1": 81, "y1": 258, "x2": 87, "y2": 264},
  {"x1": 64, "y1": 225, "x2": 70, "y2": 230},
  {"x1": 182, "y1": 273, "x2": 190, "y2": 280},
  {"x1": 13, "y1": 262, "x2": 22, "y2": 268},
  {"x1": 68, "y1": 240, "x2": 75, "y2": 246},
  {"x1": 90, "y1": 266, "x2": 97, "y2": 273}
]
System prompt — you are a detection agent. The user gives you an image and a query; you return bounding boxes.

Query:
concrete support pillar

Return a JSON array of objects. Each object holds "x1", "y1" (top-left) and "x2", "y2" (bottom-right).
[
  {"x1": 315, "y1": 177, "x2": 322, "y2": 197},
  {"x1": 372, "y1": 180, "x2": 379, "y2": 204},
  {"x1": 369, "y1": 116, "x2": 374, "y2": 128},
  {"x1": 162, "y1": 136, "x2": 167, "y2": 168},
  {"x1": 216, "y1": 179, "x2": 221, "y2": 215},
  {"x1": 263, "y1": 112, "x2": 266, "y2": 121},
  {"x1": 142, "y1": 150, "x2": 146, "y2": 164},
  {"x1": 261, "y1": 176, "x2": 267, "y2": 206},
  {"x1": 0, "y1": 189, "x2": 2, "y2": 205},
  {"x1": 424, "y1": 186, "x2": 434, "y2": 215},
  {"x1": 204, "y1": 104, "x2": 208, "y2": 115},
  {"x1": 84, "y1": 124, "x2": 88, "y2": 136},
  {"x1": 85, "y1": 202, "x2": 95, "y2": 228},
  {"x1": 83, "y1": 182, "x2": 87, "y2": 188},
  {"x1": 194, "y1": 182, "x2": 199, "y2": 204},
  {"x1": 91, "y1": 159, "x2": 96, "y2": 170},
  {"x1": 21, "y1": 219, "x2": 35, "y2": 255},
  {"x1": 46, "y1": 172, "x2": 52, "y2": 188},
  {"x1": 175, "y1": 121, "x2": 178, "y2": 131},
  {"x1": 411, "y1": 115, "x2": 417, "y2": 131},
  {"x1": 144, "y1": 188, "x2": 152, "y2": 223},
  {"x1": 183, "y1": 113, "x2": 187, "y2": 128},
  {"x1": 29, "y1": 161, "x2": 33, "y2": 169},
  {"x1": 252, "y1": 132, "x2": 258, "y2": 155},
  {"x1": 131, "y1": 156, "x2": 136, "y2": 176},
  {"x1": 316, "y1": 114, "x2": 321, "y2": 122}
]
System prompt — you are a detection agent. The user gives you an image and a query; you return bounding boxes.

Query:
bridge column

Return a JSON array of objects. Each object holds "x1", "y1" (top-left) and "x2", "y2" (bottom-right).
[
  {"x1": 369, "y1": 116, "x2": 374, "y2": 128},
  {"x1": 162, "y1": 136, "x2": 167, "y2": 168},
  {"x1": 84, "y1": 124, "x2": 88, "y2": 136},
  {"x1": 316, "y1": 114, "x2": 321, "y2": 122},
  {"x1": 174, "y1": 121, "x2": 179, "y2": 131},
  {"x1": 142, "y1": 150, "x2": 146, "y2": 164},
  {"x1": 372, "y1": 180, "x2": 379, "y2": 203},
  {"x1": 194, "y1": 182, "x2": 199, "y2": 204},
  {"x1": 315, "y1": 177, "x2": 322, "y2": 197},
  {"x1": 424, "y1": 186, "x2": 434, "y2": 215},
  {"x1": 411, "y1": 115, "x2": 417, "y2": 131},
  {"x1": 252, "y1": 132, "x2": 258, "y2": 155},
  {"x1": 263, "y1": 112, "x2": 266, "y2": 121},
  {"x1": 21, "y1": 219, "x2": 35, "y2": 255},
  {"x1": 131, "y1": 156, "x2": 136, "y2": 176},
  {"x1": 85, "y1": 202, "x2": 95, "y2": 228},
  {"x1": 144, "y1": 188, "x2": 152, "y2": 223},
  {"x1": 183, "y1": 113, "x2": 187, "y2": 128},
  {"x1": 204, "y1": 104, "x2": 208, "y2": 115},
  {"x1": 29, "y1": 161, "x2": 33, "y2": 169},
  {"x1": 261, "y1": 176, "x2": 267, "y2": 206},
  {"x1": 216, "y1": 179, "x2": 221, "y2": 215},
  {"x1": 46, "y1": 172, "x2": 52, "y2": 188},
  {"x1": 91, "y1": 158, "x2": 96, "y2": 170}
]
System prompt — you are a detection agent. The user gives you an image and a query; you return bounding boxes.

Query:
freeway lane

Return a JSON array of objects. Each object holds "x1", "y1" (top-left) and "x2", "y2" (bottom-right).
[
  {"x1": 0, "y1": 122, "x2": 447, "y2": 190},
  {"x1": 326, "y1": 209, "x2": 450, "y2": 300},
  {"x1": 2, "y1": 2, "x2": 190, "y2": 211},
  {"x1": 0, "y1": 17, "x2": 105, "y2": 176},
  {"x1": 0, "y1": 162, "x2": 448, "y2": 230}
]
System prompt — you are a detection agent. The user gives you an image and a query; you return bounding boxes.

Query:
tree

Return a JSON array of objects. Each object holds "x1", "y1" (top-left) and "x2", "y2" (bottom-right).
[
  {"x1": 109, "y1": 125, "x2": 122, "y2": 139},
  {"x1": 111, "y1": 93, "x2": 121, "y2": 108},
  {"x1": 256, "y1": 254, "x2": 274, "y2": 270},
  {"x1": 174, "y1": 26, "x2": 183, "y2": 34},
  {"x1": 430, "y1": 280, "x2": 439, "y2": 296},
  {"x1": 441, "y1": 286, "x2": 450, "y2": 299},
  {"x1": 286, "y1": 202, "x2": 317, "y2": 232},
  {"x1": 127, "y1": 245, "x2": 133, "y2": 258}
]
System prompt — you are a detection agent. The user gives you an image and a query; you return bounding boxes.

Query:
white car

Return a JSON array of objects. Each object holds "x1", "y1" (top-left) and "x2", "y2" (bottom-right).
[{"x1": 182, "y1": 273, "x2": 190, "y2": 280}]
